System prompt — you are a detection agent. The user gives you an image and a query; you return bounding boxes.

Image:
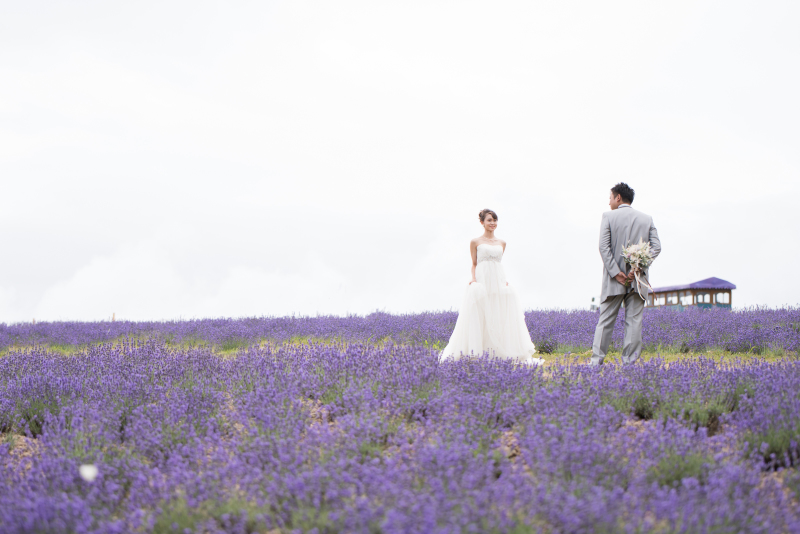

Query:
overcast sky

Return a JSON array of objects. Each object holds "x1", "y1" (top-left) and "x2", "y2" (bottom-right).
[{"x1": 1, "y1": 0, "x2": 799, "y2": 323}]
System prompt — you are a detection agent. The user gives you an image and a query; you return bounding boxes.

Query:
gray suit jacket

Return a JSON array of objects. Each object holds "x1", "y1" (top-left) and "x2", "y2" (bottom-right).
[{"x1": 598, "y1": 205, "x2": 661, "y2": 302}]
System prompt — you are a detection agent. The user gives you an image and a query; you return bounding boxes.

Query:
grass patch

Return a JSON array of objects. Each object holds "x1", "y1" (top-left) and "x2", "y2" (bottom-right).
[
  {"x1": 746, "y1": 423, "x2": 800, "y2": 468},
  {"x1": 533, "y1": 339, "x2": 558, "y2": 354},
  {"x1": 319, "y1": 377, "x2": 350, "y2": 405},
  {"x1": 647, "y1": 451, "x2": 712, "y2": 488},
  {"x1": 0, "y1": 432, "x2": 20, "y2": 449},
  {"x1": 2, "y1": 335, "x2": 797, "y2": 364},
  {"x1": 154, "y1": 494, "x2": 348, "y2": 533},
  {"x1": 218, "y1": 338, "x2": 250, "y2": 353},
  {"x1": 601, "y1": 367, "x2": 753, "y2": 435},
  {"x1": 153, "y1": 496, "x2": 270, "y2": 533},
  {"x1": 784, "y1": 470, "x2": 800, "y2": 501},
  {"x1": 16, "y1": 397, "x2": 65, "y2": 437},
  {"x1": 423, "y1": 339, "x2": 446, "y2": 351}
]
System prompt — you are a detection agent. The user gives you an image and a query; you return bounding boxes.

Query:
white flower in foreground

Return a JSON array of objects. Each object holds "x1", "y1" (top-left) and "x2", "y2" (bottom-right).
[{"x1": 79, "y1": 464, "x2": 99, "y2": 482}]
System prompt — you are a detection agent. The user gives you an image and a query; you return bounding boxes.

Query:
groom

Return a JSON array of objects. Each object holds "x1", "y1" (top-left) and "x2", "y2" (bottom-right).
[{"x1": 591, "y1": 183, "x2": 661, "y2": 366}]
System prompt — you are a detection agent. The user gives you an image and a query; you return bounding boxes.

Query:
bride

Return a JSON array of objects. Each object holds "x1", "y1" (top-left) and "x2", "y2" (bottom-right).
[{"x1": 440, "y1": 209, "x2": 543, "y2": 365}]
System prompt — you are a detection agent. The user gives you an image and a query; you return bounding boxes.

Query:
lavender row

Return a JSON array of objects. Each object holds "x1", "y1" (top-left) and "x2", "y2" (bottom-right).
[
  {"x1": 2, "y1": 342, "x2": 800, "y2": 532},
  {"x1": 3, "y1": 306, "x2": 800, "y2": 353}
]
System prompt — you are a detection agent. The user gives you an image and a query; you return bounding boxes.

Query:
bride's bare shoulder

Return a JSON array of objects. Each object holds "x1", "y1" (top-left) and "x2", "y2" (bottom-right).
[{"x1": 470, "y1": 237, "x2": 483, "y2": 246}]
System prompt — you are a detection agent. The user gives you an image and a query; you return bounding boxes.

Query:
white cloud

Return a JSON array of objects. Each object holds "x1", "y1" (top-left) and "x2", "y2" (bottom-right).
[{"x1": 33, "y1": 242, "x2": 184, "y2": 321}]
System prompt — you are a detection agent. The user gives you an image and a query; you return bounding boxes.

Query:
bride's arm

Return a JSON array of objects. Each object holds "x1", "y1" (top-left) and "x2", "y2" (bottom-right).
[
  {"x1": 469, "y1": 240, "x2": 478, "y2": 284},
  {"x1": 502, "y1": 241, "x2": 508, "y2": 285}
]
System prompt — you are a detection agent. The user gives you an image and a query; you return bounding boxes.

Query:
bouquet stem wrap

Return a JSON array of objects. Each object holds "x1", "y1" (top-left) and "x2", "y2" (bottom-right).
[{"x1": 630, "y1": 267, "x2": 654, "y2": 301}]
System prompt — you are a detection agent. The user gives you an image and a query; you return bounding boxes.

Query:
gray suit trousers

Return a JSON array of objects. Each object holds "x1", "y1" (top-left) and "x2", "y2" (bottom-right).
[{"x1": 591, "y1": 292, "x2": 644, "y2": 366}]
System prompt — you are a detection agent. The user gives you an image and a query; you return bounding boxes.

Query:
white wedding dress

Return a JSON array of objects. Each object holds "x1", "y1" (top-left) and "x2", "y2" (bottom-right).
[{"x1": 441, "y1": 244, "x2": 543, "y2": 365}]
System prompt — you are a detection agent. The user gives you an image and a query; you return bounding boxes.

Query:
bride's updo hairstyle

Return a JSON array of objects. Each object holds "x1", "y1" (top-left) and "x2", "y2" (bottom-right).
[{"x1": 479, "y1": 209, "x2": 498, "y2": 222}]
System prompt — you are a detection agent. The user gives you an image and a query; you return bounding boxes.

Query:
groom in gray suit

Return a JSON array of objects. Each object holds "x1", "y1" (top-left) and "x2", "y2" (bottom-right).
[{"x1": 591, "y1": 183, "x2": 661, "y2": 366}]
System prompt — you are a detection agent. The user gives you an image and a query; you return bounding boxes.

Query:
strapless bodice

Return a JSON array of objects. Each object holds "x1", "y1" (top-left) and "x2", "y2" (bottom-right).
[{"x1": 477, "y1": 243, "x2": 503, "y2": 264}]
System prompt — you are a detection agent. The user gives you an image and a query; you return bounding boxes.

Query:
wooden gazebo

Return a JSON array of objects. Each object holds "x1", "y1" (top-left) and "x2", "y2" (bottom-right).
[{"x1": 646, "y1": 277, "x2": 736, "y2": 310}]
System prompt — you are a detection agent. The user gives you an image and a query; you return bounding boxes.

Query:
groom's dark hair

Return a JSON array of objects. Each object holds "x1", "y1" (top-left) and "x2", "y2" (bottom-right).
[{"x1": 611, "y1": 182, "x2": 635, "y2": 204}]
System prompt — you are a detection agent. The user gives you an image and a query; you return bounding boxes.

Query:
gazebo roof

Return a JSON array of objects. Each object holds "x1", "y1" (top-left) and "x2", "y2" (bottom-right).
[{"x1": 652, "y1": 277, "x2": 737, "y2": 293}]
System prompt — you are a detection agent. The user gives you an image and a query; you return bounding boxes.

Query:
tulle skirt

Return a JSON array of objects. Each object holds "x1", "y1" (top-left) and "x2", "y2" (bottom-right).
[{"x1": 440, "y1": 261, "x2": 541, "y2": 364}]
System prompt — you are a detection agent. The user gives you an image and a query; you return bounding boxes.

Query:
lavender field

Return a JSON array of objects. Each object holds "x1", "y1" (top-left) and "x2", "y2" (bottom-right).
[
  {"x1": 3, "y1": 306, "x2": 800, "y2": 355},
  {"x1": 3, "y1": 308, "x2": 800, "y2": 533}
]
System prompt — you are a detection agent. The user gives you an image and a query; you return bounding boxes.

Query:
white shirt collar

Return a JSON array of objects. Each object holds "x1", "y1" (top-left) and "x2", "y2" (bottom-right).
[{"x1": 618, "y1": 204, "x2": 632, "y2": 209}]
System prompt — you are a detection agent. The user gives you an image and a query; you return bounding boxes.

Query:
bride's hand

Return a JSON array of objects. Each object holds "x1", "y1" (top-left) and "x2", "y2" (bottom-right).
[
  {"x1": 469, "y1": 279, "x2": 477, "y2": 285},
  {"x1": 506, "y1": 282, "x2": 509, "y2": 286}
]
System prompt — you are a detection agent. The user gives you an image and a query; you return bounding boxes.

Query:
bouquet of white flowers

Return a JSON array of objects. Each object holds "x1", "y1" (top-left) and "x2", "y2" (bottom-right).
[{"x1": 621, "y1": 238, "x2": 654, "y2": 300}]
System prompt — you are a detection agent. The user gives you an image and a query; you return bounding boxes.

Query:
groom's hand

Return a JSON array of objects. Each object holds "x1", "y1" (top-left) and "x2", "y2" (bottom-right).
[
  {"x1": 627, "y1": 271, "x2": 636, "y2": 281},
  {"x1": 614, "y1": 272, "x2": 628, "y2": 285}
]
